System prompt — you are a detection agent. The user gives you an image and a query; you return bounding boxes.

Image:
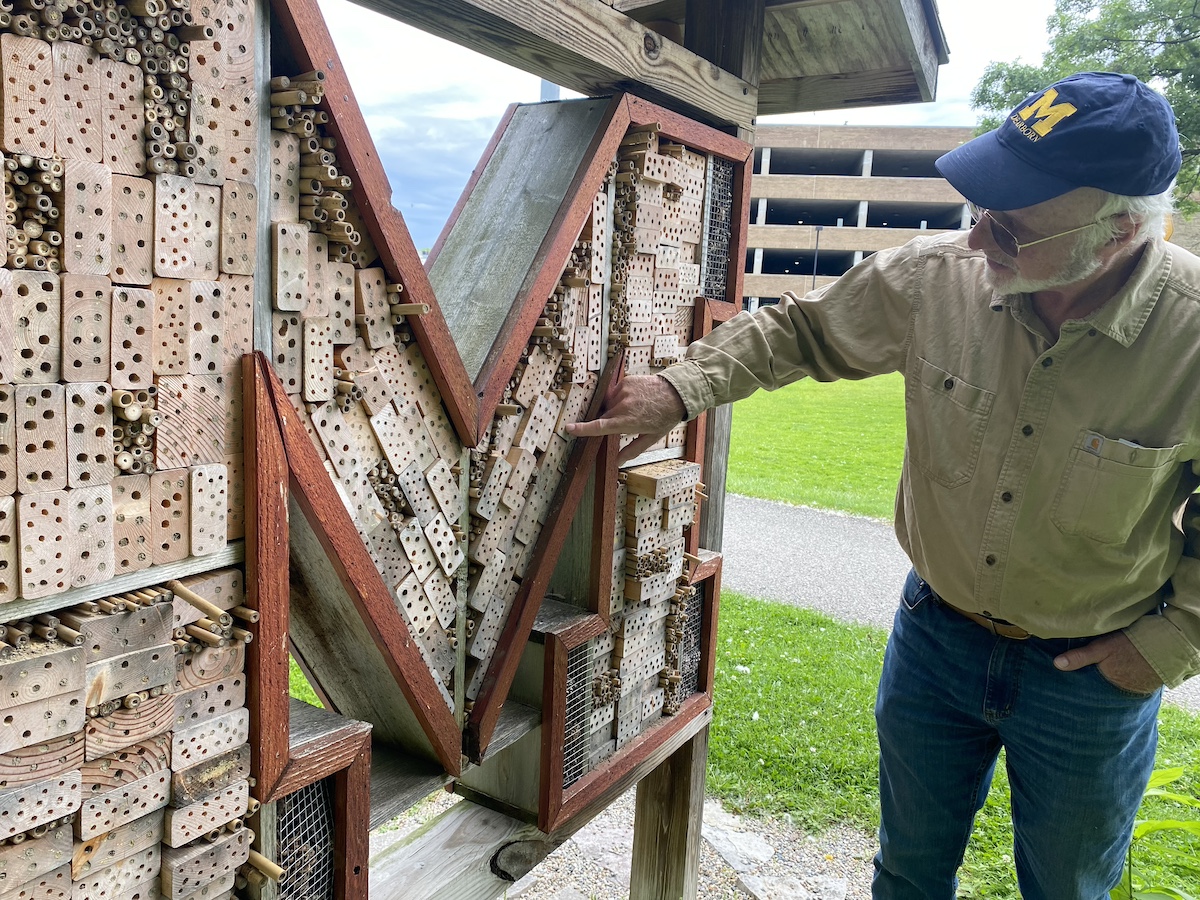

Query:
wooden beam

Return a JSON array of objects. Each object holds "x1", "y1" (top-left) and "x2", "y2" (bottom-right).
[
  {"x1": 334, "y1": 735, "x2": 372, "y2": 900},
  {"x1": 684, "y1": 0, "x2": 765, "y2": 87},
  {"x1": 344, "y1": 0, "x2": 757, "y2": 131},
  {"x1": 629, "y1": 725, "x2": 709, "y2": 900}
]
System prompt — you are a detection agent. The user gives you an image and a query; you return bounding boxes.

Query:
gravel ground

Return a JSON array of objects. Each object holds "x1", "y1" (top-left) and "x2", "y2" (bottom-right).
[{"x1": 371, "y1": 788, "x2": 876, "y2": 899}]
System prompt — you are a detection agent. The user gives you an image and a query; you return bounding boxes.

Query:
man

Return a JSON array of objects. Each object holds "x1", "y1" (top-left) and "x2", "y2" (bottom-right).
[{"x1": 568, "y1": 72, "x2": 1200, "y2": 898}]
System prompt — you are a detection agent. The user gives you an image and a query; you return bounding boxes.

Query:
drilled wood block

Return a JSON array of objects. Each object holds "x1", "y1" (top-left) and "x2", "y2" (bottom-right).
[
  {"x1": 153, "y1": 174, "x2": 202, "y2": 278},
  {"x1": 76, "y1": 766, "x2": 170, "y2": 839},
  {"x1": 398, "y1": 516, "x2": 440, "y2": 584},
  {"x1": 15, "y1": 384, "x2": 65, "y2": 493},
  {"x1": 0, "y1": 387, "x2": 14, "y2": 500},
  {"x1": 0, "y1": 862, "x2": 70, "y2": 900},
  {"x1": 191, "y1": 185, "x2": 221, "y2": 281},
  {"x1": 418, "y1": 617, "x2": 454, "y2": 687},
  {"x1": 301, "y1": 316, "x2": 333, "y2": 402},
  {"x1": 513, "y1": 345, "x2": 560, "y2": 408},
  {"x1": 471, "y1": 498, "x2": 520, "y2": 566},
  {"x1": 0, "y1": 497, "x2": 15, "y2": 603},
  {"x1": 327, "y1": 260, "x2": 355, "y2": 344},
  {"x1": 623, "y1": 459, "x2": 701, "y2": 499},
  {"x1": 65, "y1": 483, "x2": 113, "y2": 589},
  {"x1": 0, "y1": 644, "x2": 83, "y2": 714},
  {"x1": 78, "y1": 599, "x2": 172, "y2": 662},
  {"x1": 11, "y1": 271, "x2": 61, "y2": 384},
  {"x1": 188, "y1": 464, "x2": 227, "y2": 558},
  {"x1": 0, "y1": 769, "x2": 80, "y2": 839},
  {"x1": 394, "y1": 570, "x2": 434, "y2": 638},
  {"x1": 215, "y1": 181, "x2": 254, "y2": 277},
  {"x1": 0, "y1": 273, "x2": 12, "y2": 385},
  {"x1": 501, "y1": 447, "x2": 536, "y2": 510},
  {"x1": 82, "y1": 696, "x2": 173, "y2": 765},
  {"x1": 160, "y1": 827, "x2": 247, "y2": 900},
  {"x1": 396, "y1": 460, "x2": 439, "y2": 527},
  {"x1": 223, "y1": 83, "x2": 257, "y2": 185},
  {"x1": 172, "y1": 675, "x2": 244, "y2": 734},
  {"x1": 339, "y1": 400, "x2": 383, "y2": 470},
  {"x1": 150, "y1": 468, "x2": 189, "y2": 565},
  {"x1": 100, "y1": 59, "x2": 144, "y2": 177},
  {"x1": 173, "y1": 568, "x2": 243, "y2": 629},
  {"x1": 367, "y1": 521, "x2": 411, "y2": 593},
  {"x1": 513, "y1": 478, "x2": 554, "y2": 548},
  {"x1": 173, "y1": 644, "x2": 243, "y2": 694},
  {"x1": 0, "y1": 36, "x2": 53, "y2": 156},
  {"x1": 424, "y1": 457, "x2": 463, "y2": 524},
  {"x1": 469, "y1": 579, "x2": 517, "y2": 661},
  {"x1": 470, "y1": 453, "x2": 512, "y2": 521},
  {"x1": 65, "y1": 382, "x2": 112, "y2": 489},
  {"x1": 0, "y1": 823, "x2": 70, "y2": 888},
  {"x1": 151, "y1": 278, "x2": 190, "y2": 376},
  {"x1": 421, "y1": 566, "x2": 456, "y2": 631},
  {"x1": 364, "y1": 404, "x2": 418, "y2": 476},
  {"x1": 170, "y1": 744, "x2": 249, "y2": 809},
  {"x1": 540, "y1": 434, "x2": 571, "y2": 478},
  {"x1": 467, "y1": 549, "x2": 506, "y2": 613},
  {"x1": 162, "y1": 780, "x2": 246, "y2": 849},
  {"x1": 170, "y1": 710, "x2": 248, "y2": 772},
  {"x1": 109, "y1": 288, "x2": 152, "y2": 390},
  {"x1": 305, "y1": 233, "x2": 329, "y2": 317},
  {"x1": 17, "y1": 490, "x2": 68, "y2": 599},
  {"x1": 423, "y1": 512, "x2": 463, "y2": 579},
  {"x1": 111, "y1": 474, "x2": 151, "y2": 575},
  {"x1": 154, "y1": 374, "x2": 227, "y2": 469},
  {"x1": 354, "y1": 268, "x2": 390, "y2": 349},
  {"x1": 72, "y1": 809, "x2": 162, "y2": 880},
  {"x1": 185, "y1": 79, "x2": 223, "y2": 186},
  {"x1": 85, "y1": 644, "x2": 172, "y2": 708},
  {"x1": 62, "y1": 159, "x2": 111, "y2": 275},
  {"x1": 221, "y1": 453, "x2": 243, "y2": 541},
  {"x1": 271, "y1": 223, "x2": 307, "y2": 312},
  {"x1": 396, "y1": 345, "x2": 443, "y2": 423},
  {"x1": 267, "y1": 131, "x2": 299, "y2": 223},
  {"x1": 70, "y1": 844, "x2": 158, "y2": 900},
  {"x1": 514, "y1": 391, "x2": 560, "y2": 454},
  {"x1": 0, "y1": 685, "x2": 83, "y2": 754},
  {"x1": 187, "y1": 280, "x2": 223, "y2": 375},
  {"x1": 556, "y1": 374, "x2": 597, "y2": 436},
  {"x1": 270, "y1": 313, "x2": 301, "y2": 395},
  {"x1": 217, "y1": 275, "x2": 253, "y2": 372},
  {"x1": 52, "y1": 41, "x2": 103, "y2": 164},
  {"x1": 352, "y1": 367, "x2": 391, "y2": 417}
]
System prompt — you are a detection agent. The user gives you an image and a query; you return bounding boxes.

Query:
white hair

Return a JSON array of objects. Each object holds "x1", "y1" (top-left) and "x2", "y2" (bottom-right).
[{"x1": 1086, "y1": 183, "x2": 1176, "y2": 248}]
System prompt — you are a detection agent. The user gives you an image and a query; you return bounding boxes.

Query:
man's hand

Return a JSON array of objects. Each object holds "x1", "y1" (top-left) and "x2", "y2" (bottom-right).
[
  {"x1": 566, "y1": 375, "x2": 687, "y2": 463},
  {"x1": 1054, "y1": 631, "x2": 1163, "y2": 695}
]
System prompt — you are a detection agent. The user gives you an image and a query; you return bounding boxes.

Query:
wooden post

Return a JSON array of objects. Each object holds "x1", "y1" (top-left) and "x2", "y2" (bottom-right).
[{"x1": 630, "y1": 725, "x2": 710, "y2": 900}]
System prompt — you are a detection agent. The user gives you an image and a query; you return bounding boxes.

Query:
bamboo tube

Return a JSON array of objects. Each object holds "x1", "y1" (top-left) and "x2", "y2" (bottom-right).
[
  {"x1": 183, "y1": 625, "x2": 224, "y2": 646},
  {"x1": 168, "y1": 580, "x2": 233, "y2": 626},
  {"x1": 247, "y1": 850, "x2": 285, "y2": 882}
]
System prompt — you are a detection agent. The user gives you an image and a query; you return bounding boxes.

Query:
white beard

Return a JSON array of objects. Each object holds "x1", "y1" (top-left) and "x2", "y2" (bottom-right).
[{"x1": 982, "y1": 242, "x2": 1103, "y2": 295}]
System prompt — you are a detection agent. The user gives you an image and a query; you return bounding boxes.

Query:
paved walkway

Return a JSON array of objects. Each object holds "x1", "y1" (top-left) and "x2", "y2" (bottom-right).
[{"x1": 721, "y1": 493, "x2": 1200, "y2": 712}]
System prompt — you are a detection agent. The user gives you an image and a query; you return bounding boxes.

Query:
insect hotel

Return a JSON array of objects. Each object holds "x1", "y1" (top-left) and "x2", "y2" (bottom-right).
[{"x1": 0, "y1": 0, "x2": 944, "y2": 896}]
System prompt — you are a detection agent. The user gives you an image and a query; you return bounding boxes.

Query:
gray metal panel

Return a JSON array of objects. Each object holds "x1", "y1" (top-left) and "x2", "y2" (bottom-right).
[{"x1": 427, "y1": 98, "x2": 610, "y2": 382}]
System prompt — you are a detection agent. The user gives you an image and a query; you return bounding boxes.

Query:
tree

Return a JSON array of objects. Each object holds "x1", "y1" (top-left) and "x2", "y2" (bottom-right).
[{"x1": 971, "y1": 0, "x2": 1200, "y2": 210}]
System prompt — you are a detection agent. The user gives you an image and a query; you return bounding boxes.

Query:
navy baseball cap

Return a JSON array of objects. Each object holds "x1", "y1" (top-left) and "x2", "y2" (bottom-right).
[{"x1": 936, "y1": 72, "x2": 1181, "y2": 210}]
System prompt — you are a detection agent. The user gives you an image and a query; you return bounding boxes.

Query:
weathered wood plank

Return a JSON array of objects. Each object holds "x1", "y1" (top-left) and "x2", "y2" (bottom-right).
[
  {"x1": 83, "y1": 696, "x2": 174, "y2": 761},
  {"x1": 72, "y1": 809, "x2": 163, "y2": 879},
  {"x1": 170, "y1": 744, "x2": 251, "y2": 808}
]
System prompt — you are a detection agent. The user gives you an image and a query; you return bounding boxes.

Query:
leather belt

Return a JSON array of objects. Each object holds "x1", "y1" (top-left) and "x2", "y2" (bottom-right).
[{"x1": 935, "y1": 596, "x2": 1031, "y2": 640}]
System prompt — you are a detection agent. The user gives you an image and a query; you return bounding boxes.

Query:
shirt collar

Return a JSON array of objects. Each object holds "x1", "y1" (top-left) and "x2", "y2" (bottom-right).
[{"x1": 989, "y1": 239, "x2": 1171, "y2": 348}]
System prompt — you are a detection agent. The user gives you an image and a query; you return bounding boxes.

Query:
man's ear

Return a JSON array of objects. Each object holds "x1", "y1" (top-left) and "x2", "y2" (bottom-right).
[{"x1": 1108, "y1": 212, "x2": 1140, "y2": 247}]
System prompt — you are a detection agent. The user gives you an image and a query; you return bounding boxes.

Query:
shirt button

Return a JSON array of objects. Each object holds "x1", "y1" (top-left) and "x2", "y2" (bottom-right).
[
  {"x1": 1022, "y1": 424, "x2": 1034, "y2": 436},
  {"x1": 985, "y1": 554, "x2": 997, "y2": 566},
  {"x1": 943, "y1": 377, "x2": 955, "y2": 390},
  {"x1": 1088, "y1": 328, "x2": 1097, "y2": 336},
  {"x1": 1041, "y1": 357, "x2": 1053, "y2": 367},
  {"x1": 1001, "y1": 491, "x2": 1013, "y2": 502}
]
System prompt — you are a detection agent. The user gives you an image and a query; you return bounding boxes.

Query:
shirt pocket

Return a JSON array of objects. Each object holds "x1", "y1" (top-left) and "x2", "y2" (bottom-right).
[
  {"x1": 907, "y1": 357, "x2": 996, "y2": 489},
  {"x1": 1050, "y1": 430, "x2": 1184, "y2": 545}
]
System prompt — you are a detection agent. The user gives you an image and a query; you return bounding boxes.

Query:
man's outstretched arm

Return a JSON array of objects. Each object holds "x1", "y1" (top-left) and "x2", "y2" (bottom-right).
[{"x1": 566, "y1": 374, "x2": 687, "y2": 463}]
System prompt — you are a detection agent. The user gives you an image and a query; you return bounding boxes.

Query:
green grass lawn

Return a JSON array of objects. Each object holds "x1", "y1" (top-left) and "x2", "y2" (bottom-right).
[
  {"x1": 726, "y1": 373, "x2": 906, "y2": 520},
  {"x1": 709, "y1": 591, "x2": 1200, "y2": 898}
]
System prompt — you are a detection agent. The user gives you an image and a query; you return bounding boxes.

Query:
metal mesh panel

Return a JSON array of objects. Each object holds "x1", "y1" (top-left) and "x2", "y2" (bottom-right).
[
  {"x1": 680, "y1": 582, "x2": 704, "y2": 696},
  {"x1": 277, "y1": 778, "x2": 336, "y2": 900},
  {"x1": 702, "y1": 156, "x2": 735, "y2": 301},
  {"x1": 562, "y1": 639, "x2": 594, "y2": 790}
]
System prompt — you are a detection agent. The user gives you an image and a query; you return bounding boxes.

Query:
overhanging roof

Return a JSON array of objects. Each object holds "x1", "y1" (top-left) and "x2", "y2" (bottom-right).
[{"x1": 345, "y1": 0, "x2": 948, "y2": 131}]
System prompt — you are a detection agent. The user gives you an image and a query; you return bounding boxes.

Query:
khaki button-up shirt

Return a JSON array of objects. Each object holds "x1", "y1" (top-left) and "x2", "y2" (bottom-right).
[{"x1": 662, "y1": 231, "x2": 1200, "y2": 688}]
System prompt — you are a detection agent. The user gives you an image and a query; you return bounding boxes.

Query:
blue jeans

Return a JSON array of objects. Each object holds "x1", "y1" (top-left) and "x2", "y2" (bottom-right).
[{"x1": 872, "y1": 570, "x2": 1161, "y2": 899}]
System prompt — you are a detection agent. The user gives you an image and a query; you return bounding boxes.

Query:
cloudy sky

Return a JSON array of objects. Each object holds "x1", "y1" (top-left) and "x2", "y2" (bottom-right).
[{"x1": 317, "y1": 0, "x2": 1058, "y2": 250}]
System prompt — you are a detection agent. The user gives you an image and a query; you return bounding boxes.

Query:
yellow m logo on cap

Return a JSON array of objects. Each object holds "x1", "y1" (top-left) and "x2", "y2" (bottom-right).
[{"x1": 1017, "y1": 89, "x2": 1078, "y2": 137}]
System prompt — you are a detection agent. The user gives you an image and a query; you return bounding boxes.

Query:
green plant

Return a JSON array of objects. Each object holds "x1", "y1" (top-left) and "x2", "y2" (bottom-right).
[{"x1": 1110, "y1": 767, "x2": 1200, "y2": 900}]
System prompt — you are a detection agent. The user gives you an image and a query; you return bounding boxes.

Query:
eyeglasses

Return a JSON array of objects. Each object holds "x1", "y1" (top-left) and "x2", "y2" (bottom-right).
[{"x1": 968, "y1": 203, "x2": 1106, "y2": 257}]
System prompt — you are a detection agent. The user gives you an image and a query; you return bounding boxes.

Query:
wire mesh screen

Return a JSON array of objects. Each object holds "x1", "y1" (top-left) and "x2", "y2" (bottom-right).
[
  {"x1": 680, "y1": 582, "x2": 704, "y2": 696},
  {"x1": 277, "y1": 778, "x2": 336, "y2": 900},
  {"x1": 702, "y1": 156, "x2": 735, "y2": 301},
  {"x1": 562, "y1": 639, "x2": 594, "y2": 790}
]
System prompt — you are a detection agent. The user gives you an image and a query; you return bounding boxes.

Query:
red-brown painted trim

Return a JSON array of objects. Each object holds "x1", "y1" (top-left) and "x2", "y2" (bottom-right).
[
  {"x1": 244, "y1": 353, "x2": 290, "y2": 803},
  {"x1": 474, "y1": 95, "x2": 631, "y2": 432},
  {"x1": 696, "y1": 558, "x2": 722, "y2": 694},
  {"x1": 269, "y1": 0, "x2": 478, "y2": 447},
  {"x1": 334, "y1": 734, "x2": 372, "y2": 900},
  {"x1": 260, "y1": 358, "x2": 462, "y2": 775},
  {"x1": 727, "y1": 154, "x2": 752, "y2": 306},
  {"x1": 539, "y1": 634, "x2": 569, "y2": 831},
  {"x1": 427, "y1": 103, "x2": 520, "y2": 267},
  {"x1": 466, "y1": 352, "x2": 625, "y2": 761},
  {"x1": 273, "y1": 720, "x2": 373, "y2": 801},
  {"x1": 547, "y1": 694, "x2": 712, "y2": 833},
  {"x1": 626, "y1": 94, "x2": 752, "y2": 163},
  {"x1": 589, "y1": 435, "x2": 620, "y2": 624}
]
